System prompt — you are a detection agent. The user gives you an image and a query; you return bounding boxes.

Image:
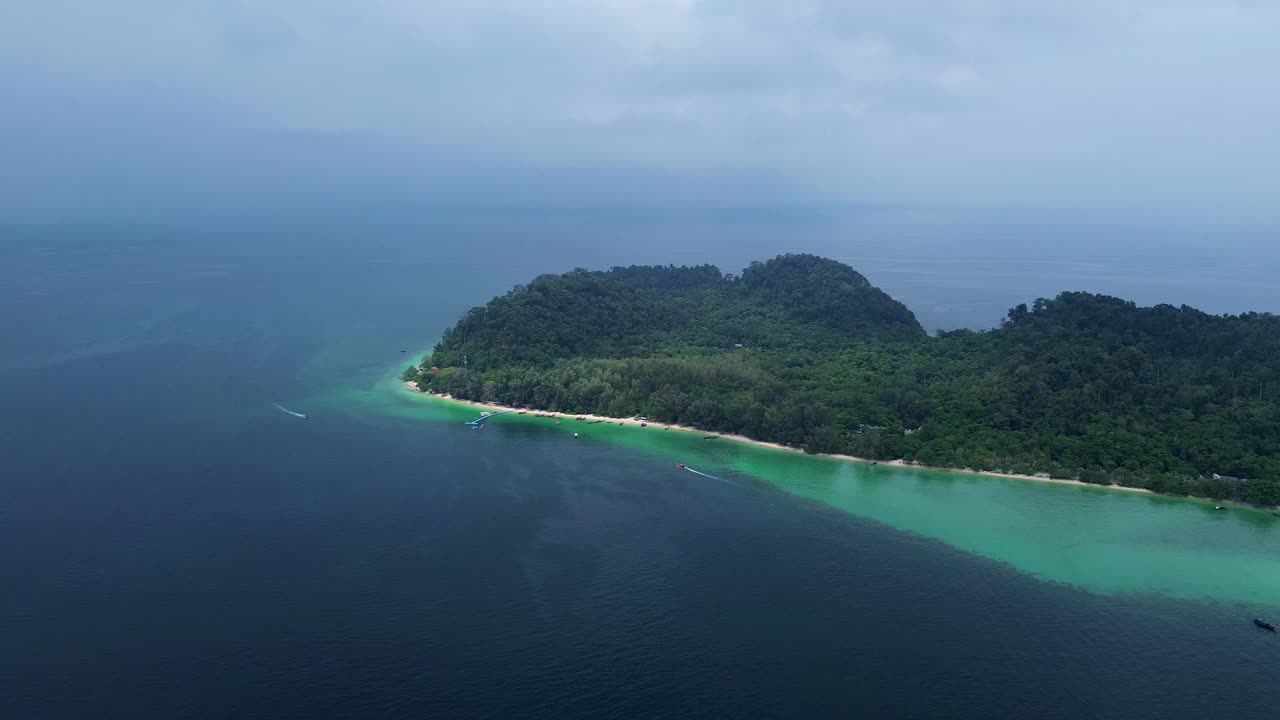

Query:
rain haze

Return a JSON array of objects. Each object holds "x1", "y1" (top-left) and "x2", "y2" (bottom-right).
[{"x1": 2, "y1": 1, "x2": 1278, "y2": 327}]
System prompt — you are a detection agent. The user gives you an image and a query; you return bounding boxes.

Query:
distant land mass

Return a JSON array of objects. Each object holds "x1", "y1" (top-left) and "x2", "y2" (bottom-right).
[{"x1": 406, "y1": 254, "x2": 1280, "y2": 506}]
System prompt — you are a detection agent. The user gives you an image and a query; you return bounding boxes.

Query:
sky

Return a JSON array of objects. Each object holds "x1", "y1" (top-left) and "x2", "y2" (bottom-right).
[{"x1": 2, "y1": 1, "x2": 1278, "y2": 225}]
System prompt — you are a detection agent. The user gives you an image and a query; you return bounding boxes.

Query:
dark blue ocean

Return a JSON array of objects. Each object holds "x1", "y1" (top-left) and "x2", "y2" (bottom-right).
[{"x1": 2, "y1": 216, "x2": 1278, "y2": 718}]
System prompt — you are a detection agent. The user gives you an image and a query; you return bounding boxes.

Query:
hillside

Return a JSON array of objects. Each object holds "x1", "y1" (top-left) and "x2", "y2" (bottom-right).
[
  {"x1": 429, "y1": 254, "x2": 924, "y2": 370},
  {"x1": 408, "y1": 254, "x2": 1280, "y2": 506}
]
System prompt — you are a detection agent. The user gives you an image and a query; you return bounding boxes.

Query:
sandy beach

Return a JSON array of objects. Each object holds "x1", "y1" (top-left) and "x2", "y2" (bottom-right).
[{"x1": 403, "y1": 381, "x2": 1156, "y2": 496}]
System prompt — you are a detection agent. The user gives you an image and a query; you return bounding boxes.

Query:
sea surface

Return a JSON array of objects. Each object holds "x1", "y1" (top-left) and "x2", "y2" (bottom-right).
[{"x1": 3, "y1": 218, "x2": 1279, "y2": 718}]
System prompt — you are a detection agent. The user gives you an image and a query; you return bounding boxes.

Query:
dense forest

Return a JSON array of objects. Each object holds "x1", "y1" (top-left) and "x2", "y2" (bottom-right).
[{"x1": 406, "y1": 254, "x2": 1280, "y2": 506}]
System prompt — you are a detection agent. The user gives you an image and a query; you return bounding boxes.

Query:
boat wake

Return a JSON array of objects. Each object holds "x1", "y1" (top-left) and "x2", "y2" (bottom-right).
[
  {"x1": 273, "y1": 403, "x2": 308, "y2": 419},
  {"x1": 466, "y1": 409, "x2": 513, "y2": 426},
  {"x1": 680, "y1": 465, "x2": 737, "y2": 485}
]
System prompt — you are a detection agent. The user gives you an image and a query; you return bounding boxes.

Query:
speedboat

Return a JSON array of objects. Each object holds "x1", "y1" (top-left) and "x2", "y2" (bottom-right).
[
  {"x1": 1254, "y1": 618, "x2": 1277, "y2": 631},
  {"x1": 677, "y1": 464, "x2": 686, "y2": 469}
]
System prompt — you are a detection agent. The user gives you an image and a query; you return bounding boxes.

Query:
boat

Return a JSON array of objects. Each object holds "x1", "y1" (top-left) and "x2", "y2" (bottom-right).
[
  {"x1": 677, "y1": 464, "x2": 686, "y2": 469},
  {"x1": 1255, "y1": 618, "x2": 1277, "y2": 631},
  {"x1": 703, "y1": 435, "x2": 720, "y2": 440}
]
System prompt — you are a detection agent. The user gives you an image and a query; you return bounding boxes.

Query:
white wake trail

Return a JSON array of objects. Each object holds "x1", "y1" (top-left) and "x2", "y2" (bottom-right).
[
  {"x1": 684, "y1": 467, "x2": 737, "y2": 485},
  {"x1": 273, "y1": 403, "x2": 308, "y2": 419}
]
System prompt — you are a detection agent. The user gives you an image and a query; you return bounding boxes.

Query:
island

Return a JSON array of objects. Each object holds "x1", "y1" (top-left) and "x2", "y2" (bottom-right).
[{"x1": 404, "y1": 254, "x2": 1280, "y2": 507}]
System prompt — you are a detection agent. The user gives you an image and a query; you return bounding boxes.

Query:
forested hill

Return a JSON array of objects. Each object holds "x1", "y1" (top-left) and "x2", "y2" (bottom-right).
[
  {"x1": 409, "y1": 254, "x2": 1280, "y2": 506},
  {"x1": 429, "y1": 254, "x2": 923, "y2": 370}
]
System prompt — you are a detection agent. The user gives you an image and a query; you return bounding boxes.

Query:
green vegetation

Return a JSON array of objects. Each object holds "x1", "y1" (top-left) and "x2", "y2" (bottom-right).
[{"x1": 406, "y1": 254, "x2": 1280, "y2": 506}]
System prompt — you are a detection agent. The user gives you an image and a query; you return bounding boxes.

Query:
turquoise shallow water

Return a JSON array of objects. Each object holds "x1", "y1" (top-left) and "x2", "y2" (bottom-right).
[{"x1": 335, "y1": 357, "x2": 1280, "y2": 610}]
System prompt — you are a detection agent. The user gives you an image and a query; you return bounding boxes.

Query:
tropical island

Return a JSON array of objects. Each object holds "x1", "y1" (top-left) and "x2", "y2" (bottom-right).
[{"x1": 404, "y1": 254, "x2": 1280, "y2": 506}]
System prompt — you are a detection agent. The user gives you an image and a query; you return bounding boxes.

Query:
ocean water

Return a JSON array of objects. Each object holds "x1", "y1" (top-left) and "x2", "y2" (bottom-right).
[{"x1": 2, "y1": 220, "x2": 1279, "y2": 718}]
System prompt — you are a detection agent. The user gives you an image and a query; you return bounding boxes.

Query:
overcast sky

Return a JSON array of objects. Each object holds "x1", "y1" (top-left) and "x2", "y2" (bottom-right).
[{"x1": 2, "y1": 1, "x2": 1277, "y2": 224}]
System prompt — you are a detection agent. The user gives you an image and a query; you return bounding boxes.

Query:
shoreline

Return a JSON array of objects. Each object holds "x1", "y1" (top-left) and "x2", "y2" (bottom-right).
[{"x1": 402, "y1": 381, "x2": 1158, "y2": 497}]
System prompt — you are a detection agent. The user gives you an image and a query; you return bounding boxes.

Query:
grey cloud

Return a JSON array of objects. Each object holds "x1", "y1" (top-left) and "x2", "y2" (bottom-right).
[{"x1": 1, "y1": 1, "x2": 1277, "y2": 224}]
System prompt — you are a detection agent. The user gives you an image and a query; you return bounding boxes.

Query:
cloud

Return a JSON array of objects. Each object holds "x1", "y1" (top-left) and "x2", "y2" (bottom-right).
[{"x1": 1, "y1": 1, "x2": 1277, "y2": 223}]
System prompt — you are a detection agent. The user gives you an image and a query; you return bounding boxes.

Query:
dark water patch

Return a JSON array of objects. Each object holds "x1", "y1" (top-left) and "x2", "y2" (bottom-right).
[{"x1": 3, "y1": 224, "x2": 1279, "y2": 718}]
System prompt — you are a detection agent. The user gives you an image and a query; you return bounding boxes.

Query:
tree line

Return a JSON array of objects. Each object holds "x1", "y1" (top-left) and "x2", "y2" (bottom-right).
[{"x1": 406, "y1": 255, "x2": 1280, "y2": 506}]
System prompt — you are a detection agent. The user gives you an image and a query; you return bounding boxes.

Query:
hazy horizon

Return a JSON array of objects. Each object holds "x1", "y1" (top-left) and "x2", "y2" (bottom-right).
[{"x1": 6, "y1": 211, "x2": 1277, "y2": 338}]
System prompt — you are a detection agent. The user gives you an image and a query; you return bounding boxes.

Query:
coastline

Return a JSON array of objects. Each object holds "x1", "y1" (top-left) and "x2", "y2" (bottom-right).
[{"x1": 403, "y1": 381, "x2": 1156, "y2": 497}]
